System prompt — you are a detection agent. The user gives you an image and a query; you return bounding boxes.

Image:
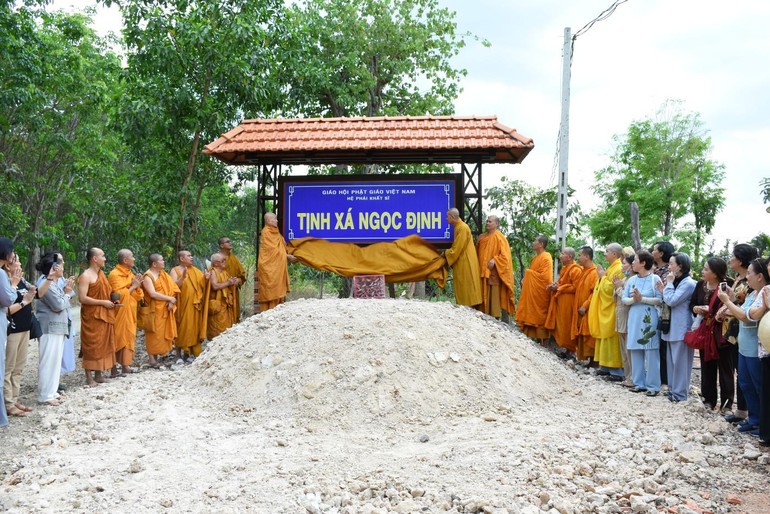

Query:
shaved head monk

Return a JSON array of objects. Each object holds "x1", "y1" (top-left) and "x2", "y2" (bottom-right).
[
  {"x1": 205, "y1": 252, "x2": 238, "y2": 340},
  {"x1": 443, "y1": 208, "x2": 481, "y2": 308},
  {"x1": 142, "y1": 254, "x2": 180, "y2": 368},
  {"x1": 257, "y1": 212, "x2": 297, "y2": 312},
  {"x1": 588, "y1": 243, "x2": 626, "y2": 379},
  {"x1": 170, "y1": 250, "x2": 207, "y2": 363},
  {"x1": 107, "y1": 249, "x2": 144, "y2": 376},
  {"x1": 572, "y1": 246, "x2": 599, "y2": 362},
  {"x1": 218, "y1": 236, "x2": 245, "y2": 322},
  {"x1": 545, "y1": 247, "x2": 581, "y2": 356},
  {"x1": 515, "y1": 235, "x2": 553, "y2": 345},
  {"x1": 476, "y1": 214, "x2": 515, "y2": 319},
  {"x1": 77, "y1": 248, "x2": 116, "y2": 387}
]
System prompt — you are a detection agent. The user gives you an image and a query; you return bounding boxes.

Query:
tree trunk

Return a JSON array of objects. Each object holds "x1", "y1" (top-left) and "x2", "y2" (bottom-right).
[{"x1": 630, "y1": 202, "x2": 641, "y2": 251}]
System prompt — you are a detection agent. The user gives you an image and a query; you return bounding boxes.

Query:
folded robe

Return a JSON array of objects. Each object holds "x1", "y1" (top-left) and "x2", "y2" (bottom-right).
[{"x1": 288, "y1": 234, "x2": 447, "y2": 287}]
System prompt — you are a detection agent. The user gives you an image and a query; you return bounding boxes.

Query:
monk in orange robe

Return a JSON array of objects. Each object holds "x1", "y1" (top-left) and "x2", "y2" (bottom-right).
[
  {"x1": 588, "y1": 243, "x2": 625, "y2": 377},
  {"x1": 204, "y1": 253, "x2": 238, "y2": 340},
  {"x1": 258, "y1": 212, "x2": 297, "y2": 312},
  {"x1": 107, "y1": 249, "x2": 144, "y2": 376},
  {"x1": 219, "y1": 236, "x2": 245, "y2": 322},
  {"x1": 572, "y1": 246, "x2": 599, "y2": 361},
  {"x1": 475, "y1": 214, "x2": 515, "y2": 319},
  {"x1": 515, "y1": 235, "x2": 553, "y2": 343},
  {"x1": 443, "y1": 208, "x2": 481, "y2": 307},
  {"x1": 170, "y1": 250, "x2": 207, "y2": 362},
  {"x1": 545, "y1": 247, "x2": 582, "y2": 353},
  {"x1": 77, "y1": 248, "x2": 117, "y2": 387},
  {"x1": 142, "y1": 254, "x2": 180, "y2": 368}
]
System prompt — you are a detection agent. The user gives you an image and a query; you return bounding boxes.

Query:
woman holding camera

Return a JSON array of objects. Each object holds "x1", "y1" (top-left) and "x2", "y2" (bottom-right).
[
  {"x1": 34, "y1": 253, "x2": 70, "y2": 406},
  {"x1": 718, "y1": 258, "x2": 769, "y2": 435},
  {"x1": 690, "y1": 257, "x2": 733, "y2": 412}
]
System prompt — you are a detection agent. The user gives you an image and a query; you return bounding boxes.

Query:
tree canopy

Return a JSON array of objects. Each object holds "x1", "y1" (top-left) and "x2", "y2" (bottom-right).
[{"x1": 586, "y1": 100, "x2": 725, "y2": 263}]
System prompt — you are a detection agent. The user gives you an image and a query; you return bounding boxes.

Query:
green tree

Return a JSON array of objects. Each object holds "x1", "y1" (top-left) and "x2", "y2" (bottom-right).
[
  {"x1": 485, "y1": 177, "x2": 584, "y2": 291},
  {"x1": 0, "y1": 6, "x2": 128, "y2": 273},
  {"x1": 108, "y1": 0, "x2": 283, "y2": 252},
  {"x1": 586, "y1": 100, "x2": 725, "y2": 259}
]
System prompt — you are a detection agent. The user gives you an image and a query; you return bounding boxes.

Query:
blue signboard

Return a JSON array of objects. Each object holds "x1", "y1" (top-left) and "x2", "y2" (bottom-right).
[{"x1": 278, "y1": 174, "x2": 462, "y2": 245}]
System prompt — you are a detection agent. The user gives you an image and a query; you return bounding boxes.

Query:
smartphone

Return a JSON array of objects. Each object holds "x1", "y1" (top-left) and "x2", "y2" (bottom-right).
[{"x1": 719, "y1": 282, "x2": 727, "y2": 292}]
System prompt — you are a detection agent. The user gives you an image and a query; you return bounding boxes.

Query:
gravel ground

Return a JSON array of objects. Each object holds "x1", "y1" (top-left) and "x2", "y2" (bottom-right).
[{"x1": 1, "y1": 298, "x2": 768, "y2": 513}]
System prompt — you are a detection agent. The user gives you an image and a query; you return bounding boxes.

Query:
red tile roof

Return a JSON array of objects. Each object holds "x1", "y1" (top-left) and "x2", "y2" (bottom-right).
[{"x1": 203, "y1": 115, "x2": 534, "y2": 165}]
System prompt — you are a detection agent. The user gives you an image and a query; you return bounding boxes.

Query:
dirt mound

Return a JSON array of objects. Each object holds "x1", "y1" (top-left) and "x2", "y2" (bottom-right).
[{"x1": 191, "y1": 299, "x2": 573, "y2": 428}]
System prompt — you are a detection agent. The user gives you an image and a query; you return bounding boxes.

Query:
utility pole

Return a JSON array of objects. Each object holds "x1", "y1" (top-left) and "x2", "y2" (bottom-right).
[{"x1": 555, "y1": 27, "x2": 571, "y2": 280}]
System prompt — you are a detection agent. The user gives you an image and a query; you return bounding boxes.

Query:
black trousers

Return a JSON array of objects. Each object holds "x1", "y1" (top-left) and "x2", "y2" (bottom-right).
[
  {"x1": 699, "y1": 345, "x2": 735, "y2": 411},
  {"x1": 760, "y1": 357, "x2": 770, "y2": 442}
]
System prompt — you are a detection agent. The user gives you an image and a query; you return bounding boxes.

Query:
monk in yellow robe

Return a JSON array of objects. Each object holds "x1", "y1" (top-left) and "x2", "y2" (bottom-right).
[
  {"x1": 204, "y1": 252, "x2": 238, "y2": 340},
  {"x1": 77, "y1": 248, "x2": 117, "y2": 387},
  {"x1": 107, "y1": 249, "x2": 144, "y2": 376},
  {"x1": 572, "y1": 246, "x2": 599, "y2": 361},
  {"x1": 443, "y1": 208, "x2": 481, "y2": 307},
  {"x1": 258, "y1": 212, "x2": 297, "y2": 312},
  {"x1": 588, "y1": 243, "x2": 625, "y2": 376},
  {"x1": 170, "y1": 250, "x2": 207, "y2": 362},
  {"x1": 475, "y1": 214, "x2": 515, "y2": 319},
  {"x1": 142, "y1": 254, "x2": 180, "y2": 368},
  {"x1": 545, "y1": 247, "x2": 582, "y2": 353},
  {"x1": 219, "y1": 236, "x2": 245, "y2": 322},
  {"x1": 515, "y1": 235, "x2": 553, "y2": 343}
]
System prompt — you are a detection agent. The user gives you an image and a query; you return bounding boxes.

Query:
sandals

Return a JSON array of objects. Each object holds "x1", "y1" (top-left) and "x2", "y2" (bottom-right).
[
  {"x1": 15, "y1": 403, "x2": 33, "y2": 413},
  {"x1": 37, "y1": 399, "x2": 62, "y2": 407}
]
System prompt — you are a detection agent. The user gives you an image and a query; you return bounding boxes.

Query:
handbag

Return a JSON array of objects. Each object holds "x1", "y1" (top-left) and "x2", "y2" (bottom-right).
[
  {"x1": 30, "y1": 313, "x2": 43, "y2": 340},
  {"x1": 137, "y1": 299, "x2": 155, "y2": 333},
  {"x1": 684, "y1": 289, "x2": 718, "y2": 356}
]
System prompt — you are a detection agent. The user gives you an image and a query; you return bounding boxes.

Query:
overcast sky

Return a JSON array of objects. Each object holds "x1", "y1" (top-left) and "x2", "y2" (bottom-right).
[
  {"x1": 444, "y1": 0, "x2": 769, "y2": 250},
  {"x1": 56, "y1": 0, "x2": 769, "y2": 250}
]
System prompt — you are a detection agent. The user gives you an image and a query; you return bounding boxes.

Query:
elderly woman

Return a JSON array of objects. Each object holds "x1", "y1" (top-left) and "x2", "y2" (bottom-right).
[
  {"x1": 613, "y1": 253, "x2": 636, "y2": 387},
  {"x1": 3, "y1": 254, "x2": 37, "y2": 417},
  {"x1": 623, "y1": 251, "x2": 664, "y2": 396},
  {"x1": 718, "y1": 258, "x2": 769, "y2": 436},
  {"x1": 0, "y1": 238, "x2": 19, "y2": 427},
  {"x1": 35, "y1": 252, "x2": 70, "y2": 406},
  {"x1": 690, "y1": 257, "x2": 733, "y2": 412},
  {"x1": 658, "y1": 253, "x2": 697, "y2": 402}
]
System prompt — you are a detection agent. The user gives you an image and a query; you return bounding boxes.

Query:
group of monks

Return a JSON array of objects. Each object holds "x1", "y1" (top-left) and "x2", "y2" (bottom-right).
[
  {"x1": 75, "y1": 237, "x2": 247, "y2": 385},
  {"x1": 515, "y1": 240, "x2": 639, "y2": 376},
  {"x1": 74, "y1": 212, "x2": 296, "y2": 385}
]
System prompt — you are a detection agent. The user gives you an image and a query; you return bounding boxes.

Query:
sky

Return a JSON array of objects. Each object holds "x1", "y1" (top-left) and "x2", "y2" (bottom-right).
[{"x1": 53, "y1": 0, "x2": 769, "y2": 250}]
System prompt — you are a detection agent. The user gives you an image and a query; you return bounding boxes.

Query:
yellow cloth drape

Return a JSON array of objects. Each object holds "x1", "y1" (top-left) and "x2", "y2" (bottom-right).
[
  {"x1": 444, "y1": 221, "x2": 482, "y2": 307},
  {"x1": 288, "y1": 234, "x2": 448, "y2": 287},
  {"x1": 476, "y1": 230, "x2": 516, "y2": 314},
  {"x1": 173, "y1": 265, "x2": 206, "y2": 350},
  {"x1": 515, "y1": 252, "x2": 553, "y2": 337},
  {"x1": 79, "y1": 270, "x2": 116, "y2": 371},
  {"x1": 203, "y1": 269, "x2": 236, "y2": 340},
  {"x1": 545, "y1": 261, "x2": 582, "y2": 351},
  {"x1": 107, "y1": 264, "x2": 144, "y2": 362},
  {"x1": 588, "y1": 259, "x2": 624, "y2": 368},
  {"x1": 143, "y1": 270, "x2": 179, "y2": 356},
  {"x1": 258, "y1": 226, "x2": 290, "y2": 305},
  {"x1": 224, "y1": 252, "x2": 245, "y2": 322}
]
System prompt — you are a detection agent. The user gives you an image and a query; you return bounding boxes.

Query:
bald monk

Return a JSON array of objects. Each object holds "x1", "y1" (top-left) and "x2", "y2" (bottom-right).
[
  {"x1": 142, "y1": 254, "x2": 180, "y2": 368},
  {"x1": 443, "y1": 208, "x2": 481, "y2": 307},
  {"x1": 588, "y1": 243, "x2": 625, "y2": 379},
  {"x1": 515, "y1": 234, "x2": 553, "y2": 344},
  {"x1": 205, "y1": 252, "x2": 239, "y2": 339},
  {"x1": 77, "y1": 248, "x2": 116, "y2": 387},
  {"x1": 218, "y1": 236, "x2": 245, "y2": 322},
  {"x1": 476, "y1": 214, "x2": 515, "y2": 319},
  {"x1": 107, "y1": 249, "x2": 144, "y2": 376},
  {"x1": 258, "y1": 212, "x2": 298, "y2": 312},
  {"x1": 545, "y1": 247, "x2": 582, "y2": 354},
  {"x1": 170, "y1": 250, "x2": 207, "y2": 363},
  {"x1": 572, "y1": 246, "x2": 599, "y2": 361}
]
